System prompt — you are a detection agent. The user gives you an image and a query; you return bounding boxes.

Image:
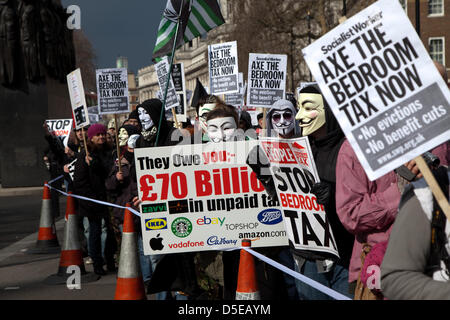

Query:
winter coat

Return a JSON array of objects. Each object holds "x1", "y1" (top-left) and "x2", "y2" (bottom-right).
[
  {"x1": 73, "y1": 146, "x2": 114, "y2": 219},
  {"x1": 105, "y1": 151, "x2": 139, "y2": 228}
]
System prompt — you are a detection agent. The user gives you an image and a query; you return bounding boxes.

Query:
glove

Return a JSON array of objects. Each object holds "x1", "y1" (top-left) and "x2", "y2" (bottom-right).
[{"x1": 310, "y1": 182, "x2": 331, "y2": 206}]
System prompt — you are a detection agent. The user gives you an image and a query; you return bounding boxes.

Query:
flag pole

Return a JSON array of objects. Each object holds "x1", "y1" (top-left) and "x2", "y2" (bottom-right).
[{"x1": 156, "y1": 0, "x2": 184, "y2": 146}]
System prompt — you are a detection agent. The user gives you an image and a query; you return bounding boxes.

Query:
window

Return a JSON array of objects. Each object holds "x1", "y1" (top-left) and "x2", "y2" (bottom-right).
[
  {"x1": 429, "y1": 37, "x2": 445, "y2": 65},
  {"x1": 428, "y1": 0, "x2": 444, "y2": 15}
]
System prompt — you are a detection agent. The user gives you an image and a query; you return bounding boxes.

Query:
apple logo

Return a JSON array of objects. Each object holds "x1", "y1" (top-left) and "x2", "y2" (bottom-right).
[{"x1": 150, "y1": 234, "x2": 164, "y2": 251}]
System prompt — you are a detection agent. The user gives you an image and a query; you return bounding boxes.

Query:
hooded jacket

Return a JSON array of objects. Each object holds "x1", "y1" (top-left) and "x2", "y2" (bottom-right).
[
  {"x1": 292, "y1": 84, "x2": 354, "y2": 265},
  {"x1": 135, "y1": 99, "x2": 181, "y2": 148},
  {"x1": 266, "y1": 99, "x2": 301, "y2": 138}
]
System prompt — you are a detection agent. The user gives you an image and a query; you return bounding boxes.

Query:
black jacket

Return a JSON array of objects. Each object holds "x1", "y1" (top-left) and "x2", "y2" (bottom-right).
[{"x1": 73, "y1": 145, "x2": 114, "y2": 219}]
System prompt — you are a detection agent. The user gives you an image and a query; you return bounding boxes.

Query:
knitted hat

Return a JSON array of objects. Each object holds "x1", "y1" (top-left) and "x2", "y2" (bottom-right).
[{"x1": 87, "y1": 123, "x2": 107, "y2": 139}]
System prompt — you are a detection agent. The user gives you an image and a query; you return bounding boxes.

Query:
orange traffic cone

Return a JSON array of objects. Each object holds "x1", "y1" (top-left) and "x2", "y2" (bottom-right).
[
  {"x1": 115, "y1": 203, "x2": 147, "y2": 300},
  {"x1": 45, "y1": 193, "x2": 99, "y2": 284},
  {"x1": 235, "y1": 239, "x2": 260, "y2": 300},
  {"x1": 28, "y1": 182, "x2": 60, "y2": 254}
]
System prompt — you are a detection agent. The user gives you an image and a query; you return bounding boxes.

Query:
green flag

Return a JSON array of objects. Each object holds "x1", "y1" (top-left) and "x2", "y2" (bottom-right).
[{"x1": 152, "y1": 0, "x2": 225, "y2": 62}]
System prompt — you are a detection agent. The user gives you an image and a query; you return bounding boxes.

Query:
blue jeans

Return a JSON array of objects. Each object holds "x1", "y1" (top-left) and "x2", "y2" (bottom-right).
[
  {"x1": 294, "y1": 259, "x2": 351, "y2": 300},
  {"x1": 137, "y1": 233, "x2": 153, "y2": 283},
  {"x1": 278, "y1": 248, "x2": 299, "y2": 300},
  {"x1": 84, "y1": 217, "x2": 107, "y2": 259},
  {"x1": 87, "y1": 217, "x2": 103, "y2": 267}
]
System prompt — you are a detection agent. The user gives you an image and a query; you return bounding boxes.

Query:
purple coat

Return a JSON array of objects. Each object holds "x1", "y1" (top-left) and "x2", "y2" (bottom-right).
[{"x1": 336, "y1": 139, "x2": 449, "y2": 283}]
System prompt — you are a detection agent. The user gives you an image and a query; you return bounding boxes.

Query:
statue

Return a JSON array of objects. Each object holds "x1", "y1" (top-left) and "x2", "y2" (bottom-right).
[
  {"x1": 40, "y1": 0, "x2": 58, "y2": 79},
  {"x1": 18, "y1": 0, "x2": 43, "y2": 82},
  {"x1": 0, "y1": 0, "x2": 19, "y2": 86}
]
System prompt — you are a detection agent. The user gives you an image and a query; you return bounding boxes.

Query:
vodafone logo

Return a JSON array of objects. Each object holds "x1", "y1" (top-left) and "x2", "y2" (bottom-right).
[{"x1": 168, "y1": 240, "x2": 205, "y2": 249}]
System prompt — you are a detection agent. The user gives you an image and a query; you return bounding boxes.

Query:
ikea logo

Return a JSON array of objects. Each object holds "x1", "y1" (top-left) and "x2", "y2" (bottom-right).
[{"x1": 145, "y1": 218, "x2": 167, "y2": 231}]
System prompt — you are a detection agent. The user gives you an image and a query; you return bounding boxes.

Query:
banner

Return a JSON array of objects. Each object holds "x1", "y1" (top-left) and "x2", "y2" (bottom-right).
[
  {"x1": 171, "y1": 63, "x2": 187, "y2": 122},
  {"x1": 67, "y1": 68, "x2": 89, "y2": 129},
  {"x1": 96, "y1": 68, "x2": 129, "y2": 115},
  {"x1": 208, "y1": 40, "x2": 239, "y2": 95},
  {"x1": 155, "y1": 56, "x2": 180, "y2": 111},
  {"x1": 87, "y1": 106, "x2": 100, "y2": 124},
  {"x1": 302, "y1": 0, "x2": 450, "y2": 181},
  {"x1": 135, "y1": 140, "x2": 288, "y2": 255},
  {"x1": 247, "y1": 53, "x2": 287, "y2": 108},
  {"x1": 259, "y1": 137, "x2": 340, "y2": 258},
  {"x1": 45, "y1": 119, "x2": 73, "y2": 147},
  {"x1": 225, "y1": 73, "x2": 246, "y2": 108}
]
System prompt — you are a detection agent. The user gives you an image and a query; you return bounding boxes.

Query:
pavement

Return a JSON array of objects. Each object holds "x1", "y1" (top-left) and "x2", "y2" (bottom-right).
[{"x1": 0, "y1": 185, "x2": 155, "y2": 300}]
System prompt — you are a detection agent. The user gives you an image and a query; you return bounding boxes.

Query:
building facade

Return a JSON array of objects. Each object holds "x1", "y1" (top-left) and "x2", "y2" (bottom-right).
[
  {"x1": 400, "y1": 0, "x2": 450, "y2": 82},
  {"x1": 138, "y1": 0, "x2": 234, "y2": 120}
]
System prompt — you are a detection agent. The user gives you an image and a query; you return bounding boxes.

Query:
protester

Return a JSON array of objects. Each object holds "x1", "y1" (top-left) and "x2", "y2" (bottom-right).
[
  {"x1": 246, "y1": 99, "x2": 301, "y2": 300},
  {"x1": 266, "y1": 99, "x2": 301, "y2": 139},
  {"x1": 336, "y1": 60, "x2": 450, "y2": 299},
  {"x1": 73, "y1": 124, "x2": 116, "y2": 275},
  {"x1": 127, "y1": 109, "x2": 141, "y2": 130},
  {"x1": 133, "y1": 99, "x2": 191, "y2": 299},
  {"x1": 293, "y1": 84, "x2": 354, "y2": 300},
  {"x1": 195, "y1": 95, "x2": 225, "y2": 142},
  {"x1": 105, "y1": 132, "x2": 150, "y2": 283},
  {"x1": 381, "y1": 166, "x2": 450, "y2": 299},
  {"x1": 107, "y1": 119, "x2": 116, "y2": 146},
  {"x1": 135, "y1": 99, "x2": 180, "y2": 148},
  {"x1": 43, "y1": 122, "x2": 66, "y2": 218}
]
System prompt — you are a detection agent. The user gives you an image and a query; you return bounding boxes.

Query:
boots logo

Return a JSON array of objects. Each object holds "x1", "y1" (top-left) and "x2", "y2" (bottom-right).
[
  {"x1": 171, "y1": 217, "x2": 193, "y2": 238},
  {"x1": 145, "y1": 218, "x2": 167, "y2": 230},
  {"x1": 257, "y1": 209, "x2": 283, "y2": 225}
]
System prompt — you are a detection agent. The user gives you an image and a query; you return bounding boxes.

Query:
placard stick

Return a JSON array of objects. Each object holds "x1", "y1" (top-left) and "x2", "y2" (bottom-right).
[
  {"x1": 82, "y1": 127, "x2": 89, "y2": 158},
  {"x1": 415, "y1": 155, "x2": 450, "y2": 221},
  {"x1": 114, "y1": 114, "x2": 122, "y2": 173},
  {"x1": 262, "y1": 108, "x2": 267, "y2": 137},
  {"x1": 172, "y1": 107, "x2": 180, "y2": 129}
]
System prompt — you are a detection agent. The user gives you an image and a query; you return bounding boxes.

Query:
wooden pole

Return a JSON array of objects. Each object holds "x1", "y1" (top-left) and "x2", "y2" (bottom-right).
[
  {"x1": 172, "y1": 107, "x2": 180, "y2": 129},
  {"x1": 82, "y1": 127, "x2": 89, "y2": 158},
  {"x1": 114, "y1": 114, "x2": 122, "y2": 173},
  {"x1": 414, "y1": 155, "x2": 450, "y2": 221},
  {"x1": 262, "y1": 108, "x2": 267, "y2": 137}
]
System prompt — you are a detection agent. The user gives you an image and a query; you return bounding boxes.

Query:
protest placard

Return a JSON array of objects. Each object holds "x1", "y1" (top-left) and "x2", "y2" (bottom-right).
[
  {"x1": 67, "y1": 68, "x2": 89, "y2": 129},
  {"x1": 87, "y1": 106, "x2": 100, "y2": 124},
  {"x1": 259, "y1": 137, "x2": 340, "y2": 258},
  {"x1": 302, "y1": 0, "x2": 450, "y2": 181},
  {"x1": 155, "y1": 56, "x2": 180, "y2": 111},
  {"x1": 225, "y1": 73, "x2": 245, "y2": 108},
  {"x1": 247, "y1": 53, "x2": 287, "y2": 108},
  {"x1": 67, "y1": 159, "x2": 77, "y2": 181},
  {"x1": 45, "y1": 119, "x2": 73, "y2": 147},
  {"x1": 171, "y1": 63, "x2": 187, "y2": 122},
  {"x1": 96, "y1": 68, "x2": 129, "y2": 115},
  {"x1": 135, "y1": 140, "x2": 288, "y2": 255},
  {"x1": 208, "y1": 41, "x2": 239, "y2": 95}
]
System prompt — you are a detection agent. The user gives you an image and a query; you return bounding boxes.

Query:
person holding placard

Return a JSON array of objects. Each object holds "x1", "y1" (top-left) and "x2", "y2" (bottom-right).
[
  {"x1": 335, "y1": 61, "x2": 450, "y2": 299},
  {"x1": 73, "y1": 124, "x2": 116, "y2": 275},
  {"x1": 135, "y1": 99, "x2": 181, "y2": 148},
  {"x1": 381, "y1": 166, "x2": 450, "y2": 300},
  {"x1": 294, "y1": 84, "x2": 354, "y2": 300}
]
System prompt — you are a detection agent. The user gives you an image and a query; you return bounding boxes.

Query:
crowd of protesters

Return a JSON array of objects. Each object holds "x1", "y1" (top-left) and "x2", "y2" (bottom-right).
[{"x1": 42, "y1": 61, "x2": 450, "y2": 300}]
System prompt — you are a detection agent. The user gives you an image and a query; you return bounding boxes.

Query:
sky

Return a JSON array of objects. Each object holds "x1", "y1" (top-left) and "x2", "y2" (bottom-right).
[{"x1": 61, "y1": 0, "x2": 167, "y2": 74}]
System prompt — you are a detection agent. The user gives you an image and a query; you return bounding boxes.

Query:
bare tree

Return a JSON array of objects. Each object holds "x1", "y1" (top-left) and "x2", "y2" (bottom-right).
[{"x1": 226, "y1": 0, "x2": 377, "y2": 92}]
